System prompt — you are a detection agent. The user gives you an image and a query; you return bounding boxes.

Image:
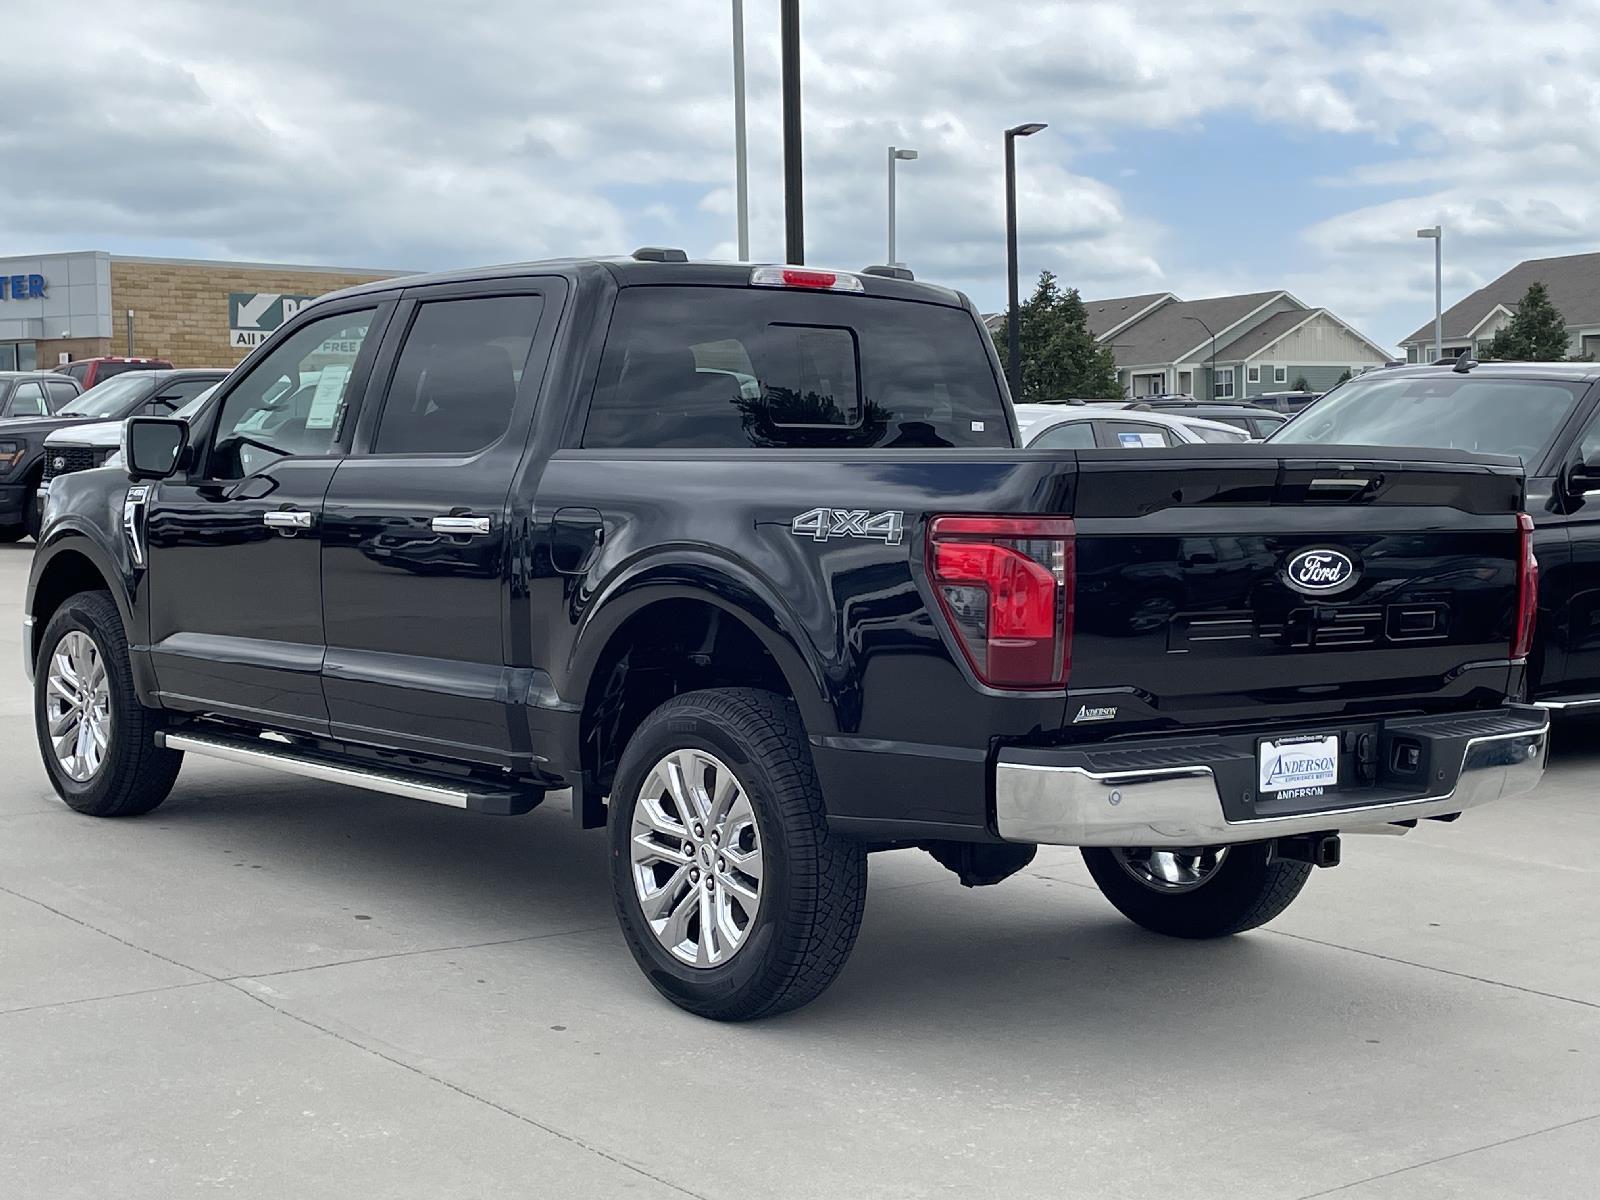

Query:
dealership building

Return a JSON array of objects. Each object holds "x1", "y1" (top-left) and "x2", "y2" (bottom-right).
[{"x1": 0, "y1": 251, "x2": 409, "y2": 372}]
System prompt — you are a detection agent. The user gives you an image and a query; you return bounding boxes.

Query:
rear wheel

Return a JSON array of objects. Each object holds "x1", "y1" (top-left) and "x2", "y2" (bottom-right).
[
  {"x1": 34, "y1": 591, "x2": 183, "y2": 817},
  {"x1": 608, "y1": 688, "x2": 867, "y2": 1020},
  {"x1": 1081, "y1": 842, "x2": 1310, "y2": 938}
]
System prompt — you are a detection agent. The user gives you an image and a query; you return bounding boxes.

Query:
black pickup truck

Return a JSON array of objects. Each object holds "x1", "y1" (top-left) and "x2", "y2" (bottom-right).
[{"x1": 25, "y1": 253, "x2": 1548, "y2": 1020}]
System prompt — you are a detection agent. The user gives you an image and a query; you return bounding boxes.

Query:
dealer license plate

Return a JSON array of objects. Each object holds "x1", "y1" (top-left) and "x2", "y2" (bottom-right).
[{"x1": 1258, "y1": 734, "x2": 1340, "y2": 798}]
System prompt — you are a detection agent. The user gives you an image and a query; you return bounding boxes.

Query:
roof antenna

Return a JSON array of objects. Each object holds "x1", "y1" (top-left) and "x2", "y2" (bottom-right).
[{"x1": 1452, "y1": 350, "x2": 1478, "y2": 374}]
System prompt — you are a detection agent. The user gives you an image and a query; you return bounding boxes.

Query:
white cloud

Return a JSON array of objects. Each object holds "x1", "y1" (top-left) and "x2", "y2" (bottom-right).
[{"x1": 9, "y1": 0, "x2": 1600, "y2": 346}]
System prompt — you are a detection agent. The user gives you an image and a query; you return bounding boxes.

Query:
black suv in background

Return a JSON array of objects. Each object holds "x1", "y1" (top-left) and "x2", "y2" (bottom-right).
[
  {"x1": 1272, "y1": 359, "x2": 1600, "y2": 708},
  {"x1": 1130, "y1": 398, "x2": 1287, "y2": 438},
  {"x1": 0, "y1": 368, "x2": 225, "y2": 540}
]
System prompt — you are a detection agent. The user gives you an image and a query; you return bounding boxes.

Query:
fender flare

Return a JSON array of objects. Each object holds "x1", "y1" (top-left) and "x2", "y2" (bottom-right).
[
  {"x1": 28, "y1": 524, "x2": 143, "y2": 675},
  {"x1": 565, "y1": 548, "x2": 839, "y2": 739}
]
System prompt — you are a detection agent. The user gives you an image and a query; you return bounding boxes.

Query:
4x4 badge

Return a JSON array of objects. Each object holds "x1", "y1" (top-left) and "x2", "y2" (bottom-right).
[{"x1": 790, "y1": 507, "x2": 904, "y2": 545}]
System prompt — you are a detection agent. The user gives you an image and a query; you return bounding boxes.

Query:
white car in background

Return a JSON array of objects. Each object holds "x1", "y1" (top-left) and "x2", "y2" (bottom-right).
[
  {"x1": 42, "y1": 384, "x2": 219, "y2": 486},
  {"x1": 1014, "y1": 402, "x2": 1252, "y2": 449}
]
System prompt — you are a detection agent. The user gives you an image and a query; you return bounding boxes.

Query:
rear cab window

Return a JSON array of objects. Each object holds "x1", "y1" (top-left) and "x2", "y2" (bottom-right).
[{"x1": 583, "y1": 286, "x2": 1010, "y2": 449}]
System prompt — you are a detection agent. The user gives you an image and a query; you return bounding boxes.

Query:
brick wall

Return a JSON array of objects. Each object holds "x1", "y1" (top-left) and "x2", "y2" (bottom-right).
[
  {"x1": 42, "y1": 336, "x2": 112, "y2": 367},
  {"x1": 108, "y1": 261, "x2": 401, "y2": 368}
]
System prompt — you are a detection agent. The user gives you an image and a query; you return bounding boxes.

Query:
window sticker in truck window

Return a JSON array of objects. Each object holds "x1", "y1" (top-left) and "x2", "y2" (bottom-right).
[{"x1": 790, "y1": 507, "x2": 905, "y2": 545}]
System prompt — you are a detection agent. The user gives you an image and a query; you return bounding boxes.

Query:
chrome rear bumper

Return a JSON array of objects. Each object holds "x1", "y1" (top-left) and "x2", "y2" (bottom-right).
[{"x1": 994, "y1": 709, "x2": 1549, "y2": 848}]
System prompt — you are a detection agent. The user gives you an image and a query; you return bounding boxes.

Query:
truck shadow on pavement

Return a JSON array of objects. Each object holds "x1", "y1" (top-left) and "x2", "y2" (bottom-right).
[{"x1": 90, "y1": 758, "x2": 1463, "y2": 1045}]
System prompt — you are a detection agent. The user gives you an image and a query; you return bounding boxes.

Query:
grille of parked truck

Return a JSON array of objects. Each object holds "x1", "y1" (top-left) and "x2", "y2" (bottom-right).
[{"x1": 25, "y1": 251, "x2": 1548, "y2": 1019}]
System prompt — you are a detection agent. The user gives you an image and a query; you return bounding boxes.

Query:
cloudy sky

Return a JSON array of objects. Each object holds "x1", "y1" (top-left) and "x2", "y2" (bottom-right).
[{"x1": 14, "y1": 0, "x2": 1600, "y2": 348}]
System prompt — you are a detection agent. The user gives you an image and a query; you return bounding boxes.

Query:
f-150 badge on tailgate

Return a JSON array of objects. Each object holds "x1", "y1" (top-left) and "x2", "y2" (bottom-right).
[
  {"x1": 791, "y1": 507, "x2": 905, "y2": 545},
  {"x1": 1284, "y1": 547, "x2": 1358, "y2": 595}
]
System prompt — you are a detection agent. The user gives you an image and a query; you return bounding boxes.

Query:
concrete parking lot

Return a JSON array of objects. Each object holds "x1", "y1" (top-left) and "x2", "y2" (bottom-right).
[{"x1": 1, "y1": 538, "x2": 1595, "y2": 1199}]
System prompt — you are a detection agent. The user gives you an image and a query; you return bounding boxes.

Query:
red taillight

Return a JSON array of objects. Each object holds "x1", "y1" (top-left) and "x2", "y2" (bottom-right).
[
  {"x1": 1513, "y1": 512, "x2": 1538, "y2": 660},
  {"x1": 927, "y1": 515, "x2": 1074, "y2": 689}
]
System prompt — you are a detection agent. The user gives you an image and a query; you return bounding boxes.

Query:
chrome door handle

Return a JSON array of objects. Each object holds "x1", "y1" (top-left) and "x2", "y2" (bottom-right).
[
  {"x1": 262, "y1": 510, "x2": 313, "y2": 530},
  {"x1": 431, "y1": 515, "x2": 491, "y2": 536}
]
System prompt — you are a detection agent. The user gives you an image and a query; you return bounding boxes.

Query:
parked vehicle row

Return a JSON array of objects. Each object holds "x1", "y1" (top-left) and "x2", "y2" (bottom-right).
[
  {"x1": 0, "y1": 369, "x2": 227, "y2": 540},
  {"x1": 26, "y1": 253, "x2": 1547, "y2": 1021},
  {"x1": 1014, "y1": 402, "x2": 1251, "y2": 447}
]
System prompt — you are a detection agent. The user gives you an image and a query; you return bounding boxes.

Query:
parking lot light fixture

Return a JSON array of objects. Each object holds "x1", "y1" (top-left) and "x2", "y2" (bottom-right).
[
  {"x1": 1417, "y1": 226, "x2": 1443, "y2": 363},
  {"x1": 1004, "y1": 122, "x2": 1047, "y2": 400}
]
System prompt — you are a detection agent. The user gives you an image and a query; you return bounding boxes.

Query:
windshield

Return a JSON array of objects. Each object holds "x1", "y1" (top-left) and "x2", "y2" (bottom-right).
[
  {"x1": 1270, "y1": 373, "x2": 1587, "y2": 464},
  {"x1": 174, "y1": 385, "x2": 218, "y2": 420},
  {"x1": 59, "y1": 373, "x2": 155, "y2": 418}
]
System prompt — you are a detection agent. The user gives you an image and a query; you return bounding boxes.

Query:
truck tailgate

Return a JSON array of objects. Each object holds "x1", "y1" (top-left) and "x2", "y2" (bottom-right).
[{"x1": 1065, "y1": 446, "x2": 1528, "y2": 731}]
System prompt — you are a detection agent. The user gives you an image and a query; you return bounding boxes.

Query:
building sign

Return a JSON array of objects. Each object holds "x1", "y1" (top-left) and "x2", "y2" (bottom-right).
[
  {"x1": 0, "y1": 274, "x2": 46, "y2": 300},
  {"x1": 228, "y1": 292, "x2": 316, "y2": 349}
]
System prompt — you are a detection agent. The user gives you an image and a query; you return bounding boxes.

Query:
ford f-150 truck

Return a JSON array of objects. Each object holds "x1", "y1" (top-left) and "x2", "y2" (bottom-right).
[{"x1": 25, "y1": 252, "x2": 1549, "y2": 1020}]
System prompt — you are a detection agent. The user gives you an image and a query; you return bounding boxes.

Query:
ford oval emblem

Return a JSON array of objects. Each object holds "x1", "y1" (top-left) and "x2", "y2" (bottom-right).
[{"x1": 1285, "y1": 547, "x2": 1358, "y2": 594}]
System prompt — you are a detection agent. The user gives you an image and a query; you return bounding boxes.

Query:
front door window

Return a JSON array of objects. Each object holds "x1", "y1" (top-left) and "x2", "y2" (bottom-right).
[{"x1": 208, "y1": 310, "x2": 377, "y2": 479}]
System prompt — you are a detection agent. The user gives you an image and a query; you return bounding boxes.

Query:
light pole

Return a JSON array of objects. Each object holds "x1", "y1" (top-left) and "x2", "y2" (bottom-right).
[
  {"x1": 1417, "y1": 225, "x2": 1442, "y2": 362},
  {"x1": 1186, "y1": 315, "x2": 1218, "y2": 399},
  {"x1": 886, "y1": 146, "x2": 917, "y2": 267},
  {"x1": 731, "y1": 0, "x2": 749, "y2": 260},
  {"x1": 1004, "y1": 121, "x2": 1047, "y2": 401},
  {"x1": 781, "y1": 0, "x2": 804, "y2": 264}
]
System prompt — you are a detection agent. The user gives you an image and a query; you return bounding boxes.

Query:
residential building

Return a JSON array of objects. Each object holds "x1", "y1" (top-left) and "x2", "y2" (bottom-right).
[
  {"x1": 1089, "y1": 290, "x2": 1391, "y2": 400},
  {"x1": 1398, "y1": 250, "x2": 1600, "y2": 363}
]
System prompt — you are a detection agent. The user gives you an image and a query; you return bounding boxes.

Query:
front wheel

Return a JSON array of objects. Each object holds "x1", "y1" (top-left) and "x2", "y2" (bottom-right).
[
  {"x1": 608, "y1": 688, "x2": 867, "y2": 1020},
  {"x1": 1081, "y1": 842, "x2": 1310, "y2": 938},
  {"x1": 34, "y1": 590, "x2": 183, "y2": 816}
]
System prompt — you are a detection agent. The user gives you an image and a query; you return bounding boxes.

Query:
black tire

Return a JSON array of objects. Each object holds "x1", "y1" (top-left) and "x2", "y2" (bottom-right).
[
  {"x1": 34, "y1": 590, "x2": 183, "y2": 817},
  {"x1": 0, "y1": 523, "x2": 23, "y2": 543},
  {"x1": 1081, "y1": 842, "x2": 1310, "y2": 938},
  {"x1": 608, "y1": 688, "x2": 867, "y2": 1021}
]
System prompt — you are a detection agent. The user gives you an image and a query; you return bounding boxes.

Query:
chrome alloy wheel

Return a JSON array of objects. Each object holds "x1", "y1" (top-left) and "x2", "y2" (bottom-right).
[
  {"x1": 630, "y1": 749, "x2": 765, "y2": 968},
  {"x1": 1115, "y1": 846, "x2": 1229, "y2": 893},
  {"x1": 45, "y1": 630, "x2": 112, "y2": 783}
]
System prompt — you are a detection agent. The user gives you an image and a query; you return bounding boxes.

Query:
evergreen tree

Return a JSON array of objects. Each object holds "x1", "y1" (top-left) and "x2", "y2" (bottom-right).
[
  {"x1": 992, "y1": 270, "x2": 1122, "y2": 401},
  {"x1": 1292, "y1": 375, "x2": 1311, "y2": 392},
  {"x1": 1481, "y1": 282, "x2": 1571, "y2": 361}
]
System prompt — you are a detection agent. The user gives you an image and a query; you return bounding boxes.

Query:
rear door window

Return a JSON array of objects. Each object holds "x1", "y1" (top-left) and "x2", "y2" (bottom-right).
[
  {"x1": 45, "y1": 380, "x2": 79, "y2": 411},
  {"x1": 1028, "y1": 420, "x2": 1097, "y2": 449},
  {"x1": 370, "y1": 294, "x2": 542, "y2": 455},
  {"x1": 584, "y1": 286, "x2": 1009, "y2": 449}
]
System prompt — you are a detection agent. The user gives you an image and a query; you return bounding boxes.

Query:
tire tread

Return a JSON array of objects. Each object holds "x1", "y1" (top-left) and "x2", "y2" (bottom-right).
[{"x1": 36, "y1": 590, "x2": 181, "y2": 817}]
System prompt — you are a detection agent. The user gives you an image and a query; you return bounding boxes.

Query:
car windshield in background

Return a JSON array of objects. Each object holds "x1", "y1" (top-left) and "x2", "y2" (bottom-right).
[
  {"x1": 57, "y1": 373, "x2": 156, "y2": 418},
  {"x1": 1187, "y1": 423, "x2": 1250, "y2": 443},
  {"x1": 1270, "y1": 374, "x2": 1587, "y2": 464},
  {"x1": 174, "y1": 385, "x2": 219, "y2": 420},
  {"x1": 583, "y1": 287, "x2": 1010, "y2": 449}
]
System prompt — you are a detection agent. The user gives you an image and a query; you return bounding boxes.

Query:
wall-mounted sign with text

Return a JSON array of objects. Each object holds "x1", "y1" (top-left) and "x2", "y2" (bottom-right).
[{"x1": 228, "y1": 292, "x2": 316, "y2": 349}]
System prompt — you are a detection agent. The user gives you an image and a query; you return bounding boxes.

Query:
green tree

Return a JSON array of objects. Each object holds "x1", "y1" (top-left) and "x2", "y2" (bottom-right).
[
  {"x1": 992, "y1": 270, "x2": 1122, "y2": 401},
  {"x1": 1292, "y1": 374, "x2": 1311, "y2": 392},
  {"x1": 1334, "y1": 368, "x2": 1352, "y2": 386},
  {"x1": 1481, "y1": 282, "x2": 1571, "y2": 361}
]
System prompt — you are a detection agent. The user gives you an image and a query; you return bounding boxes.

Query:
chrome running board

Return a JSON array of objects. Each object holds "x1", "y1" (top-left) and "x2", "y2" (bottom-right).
[{"x1": 157, "y1": 731, "x2": 542, "y2": 815}]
